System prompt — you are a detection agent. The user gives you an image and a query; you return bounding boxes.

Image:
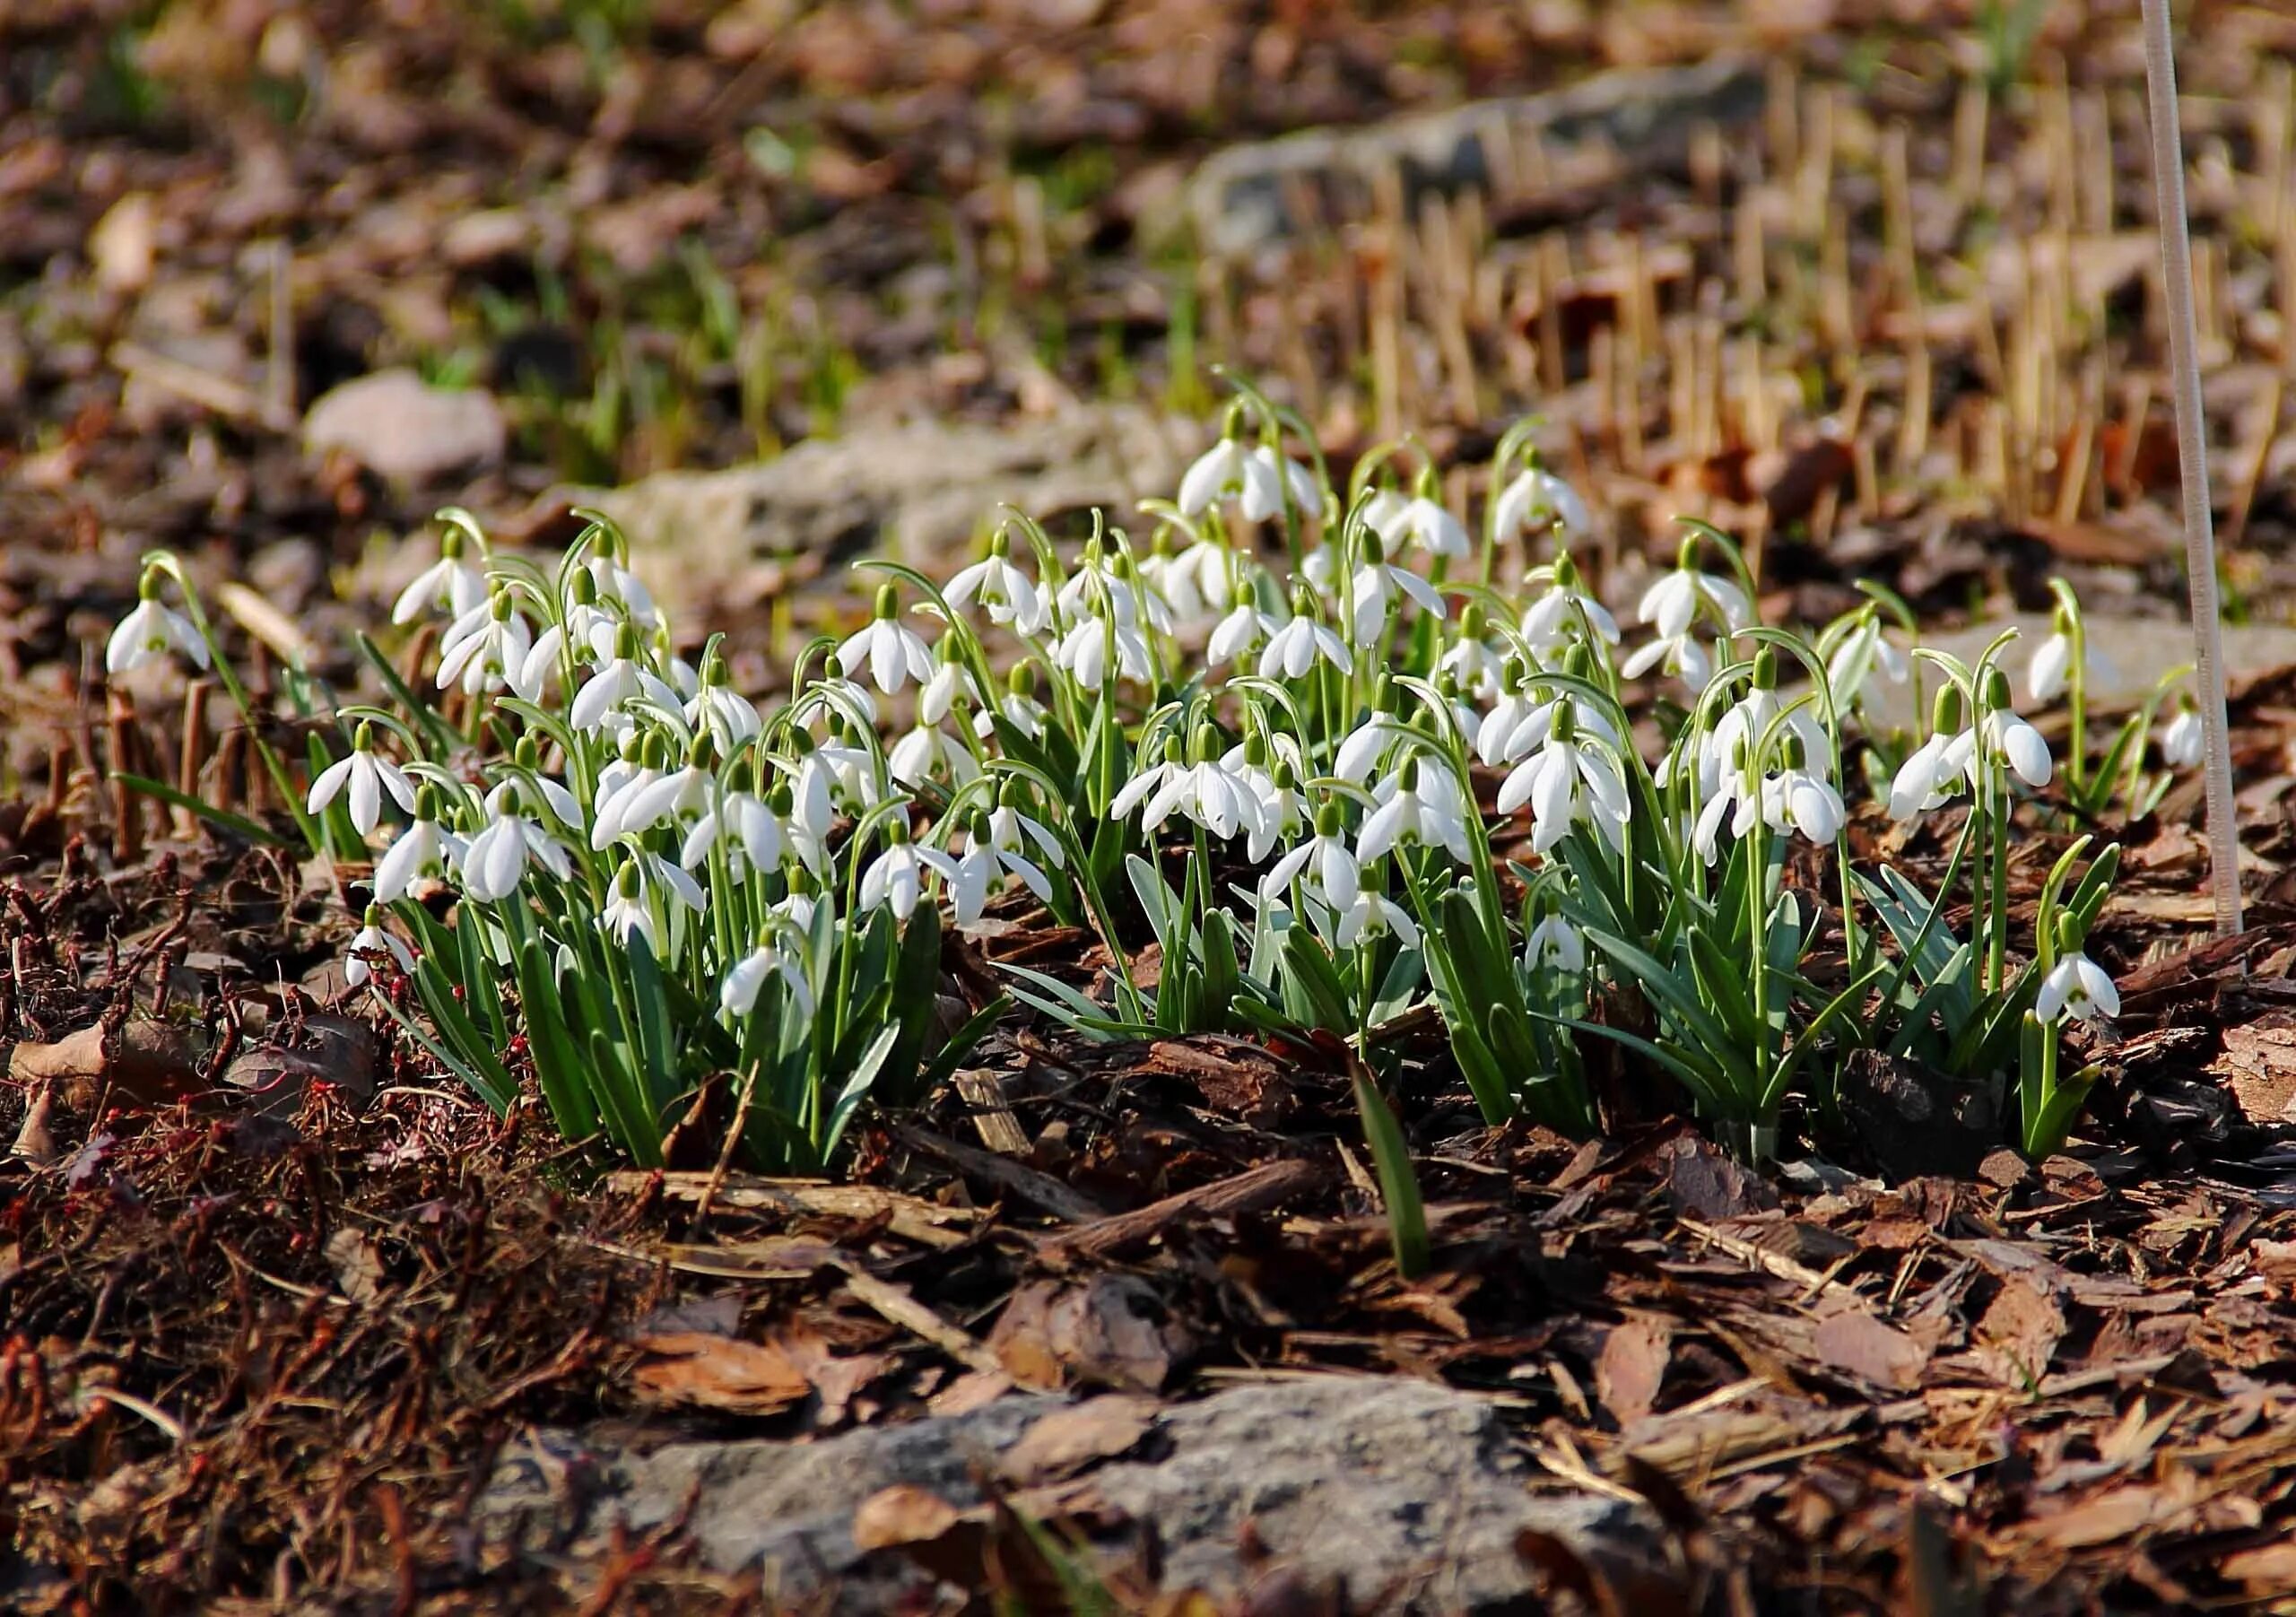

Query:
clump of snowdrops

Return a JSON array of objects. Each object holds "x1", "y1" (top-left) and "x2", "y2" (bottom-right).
[{"x1": 108, "y1": 383, "x2": 2198, "y2": 1187}]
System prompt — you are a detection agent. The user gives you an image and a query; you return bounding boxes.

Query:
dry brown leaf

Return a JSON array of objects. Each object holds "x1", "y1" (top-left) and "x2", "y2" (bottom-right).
[
  {"x1": 1974, "y1": 1280, "x2": 2066, "y2": 1388},
  {"x1": 631, "y1": 1332, "x2": 810, "y2": 1414},
  {"x1": 1596, "y1": 1317, "x2": 1672, "y2": 1426},
  {"x1": 997, "y1": 1395, "x2": 1158, "y2": 1485},
  {"x1": 851, "y1": 1484, "x2": 964, "y2": 1552},
  {"x1": 990, "y1": 1274, "x2": 1190, "y2": 1393},
  {"x1": 2222, "y1": 1542, "x2": 2296, "y2": 1593},
  {"x1": 9, "y1": 1017, "x2": 201, "y2": 1108},
  {"x1": 323, "y1": 1227, "x2": 385, "y2": 1305},
  {"x1": 1812, "y1": 1311, "x2": 1930, "y2": 1391}
]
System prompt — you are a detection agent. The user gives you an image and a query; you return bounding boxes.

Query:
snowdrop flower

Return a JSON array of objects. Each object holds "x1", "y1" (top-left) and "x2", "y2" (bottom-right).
[
  {"x1": 1140, "y1": 535, "x2": 1220, "y2": 631},
  {"x1": 1638, "y1": 537, "x2": 1752, "y2": 639},
  {"x1": 1344, "y1": 530, "x2": 1448, "y2": 645},
  {"x1": 1258, "y1": 800, "x2": 1361, "y2": 910},
  {"x1": 919, "y1": 643, "x2": 985, "y2": 727},
  {"x1": 1368, "y1": 483, "x2": 1471, "y2": 561},
  {"x1": 888, "y1": 720, "x2": 980, "y2": 790},
  {"x1": 1333, "y1": 700, "x2": 1413, "y2": 786},
  {"x1": 1524, "y1": 911, "x2": 1585, "y2": 974},
  {"x1": 1520, "y1": 554, "x2": 1619, "y2": 652},
  {"x1": 391, "y1": 530, "x2": 487, "y2": 625},
  {"x1": 1703, "y1": 657, "x2": 1828, "y2": 790},
  {"x1": 1334, "y1": 875, "x2": 1421, "y2": 951},
  {"x1": 860, "y1": 824, "x2": 949, "y2": 921},
  {"x1": 372, "y1": 792, "x2": 464, "y2": 903},
  {"x1": 1258, "y1": 594, "x2": 1352, "y2": 680},
  {"x1": 1357, "y1": 756, "x2": 1473, "y2": 865},
  {"x1": 437, "y1": 590, "x2": 534, "y2": 696},
  {"x1": 721, "y1": 933, "x2": 813, "y2": 1021},
  {"x1": 1500, "y1": 711, "x2": 1631, "y2": 855},
  {"x1": 1053, "y1": 601, "x2": 1153, "y2": 688},
  {"x1": 590, "y1": 735, "x2": 668, "y2": 849},
  {"x1": 975, "y1": 665, "x2": 1050, "y2": 743},
  {"x1": 306, "y1": 726, "x2": 416, "y2": 838},
  {"x1": 988, "y1": 797, "x2": 1066, "y2": 875},
  {"x1": 941, "y1": 813, "x2": 1056, "y2": 926},
  {"x1": 344, "y1": 906, "x2": 415, "y2": 989},
  {"x1": 601, "y1": 853, "x2": 705, "y2": 956},
  {"x1": 1980, "y1": 702, "x2": 2054, "y2": 790},
  {"x1": 944, "y1": 529, "x2": 1048, "y2": 634},
  {"x1": 2036, "y1": 940, "x2": 2119, "y2": 1025},
  {"x1": 837, "y1": 586, "x2": 935, "y2": 696},
  {"x1": 1620, "y1": 631, "x2": 1713, "y2": 691},
  {"x1": 1492, "y1": 464, "x2": 1591, "y2": 546},
  {"x1": 1887, "y1": 724, "x2": 1979, "y2": 820},
  {"x1": 568, "y1": 627, "x2": 683, "y2": 737},
  {"x1": 686, "y1": 653, "x2": 762, "y2": 750},
  {"x1": 1437, "y1": 603, "x2": 1502, "y2": 699},
  {"x1": 680, "y1": 766, "x2": 787, "y2": 877},
  {"x1": 1825, "y1": 610, "x2": 1908, "y2": 712},
  {"x1": 2158, "y1": 700, "x2": 2203, "y2": 769},
  {"x1": 107, "y1": 574, "x2": 210, "y2": 676},
  {"x1": 1760, "y1": 748, "x2": 1847, "y2": 844},
  {"x1": 1207, "y1": 601, "x2": 1272, "y2": 669},
  {"x1": 609, "y1": 739, "x2": 718, "y2": 841},
  {"x1": 462, "y1": 779, "x2": 577, "y2": 903},
  {"x1": 2027, "y1": 610, "x2": 2112, "y2": 703},
  {"x1": 1178, "y1": 427, "x2": 1322, "y2": 524},
  {"x1": 584, "y1": 546, "x2": 658, "y2": 629},
  {"x1": 1478, "y1": 653, "x2": 1622, "y2": 769},
  {"x1": 1223, "y1": 740, "x2": 1305, "y2": 860},
  {"x1": 1054, "y1": 538, "x2": 1168, "y2": 635}
]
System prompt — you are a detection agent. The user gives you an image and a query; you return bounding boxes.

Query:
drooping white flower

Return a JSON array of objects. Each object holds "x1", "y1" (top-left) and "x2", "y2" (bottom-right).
[
  {"x1": 1178, "y1": 433, "x2": 1321, "y2": 523},
  {"x1": 1258, "y1": 605, "x2": 1352, "y2": 680},
  {"x1": 1825, "y1": 613, "x2": 1908, "y2": 711},
  {"x1": 1370, "y1": 490, "x2": 1471, "y2": 560},
  {"x1": 1761, "y1": 762, "x2": 1847, "y2": 845},
  {"x1": 1620, "y1": 632, "x2": 1714, "y2": 691},
  {"x1": 1637, "y1": 545, "x2": 1752, "y2": 639},
  {"x1": 1053, "y1": 609, "x2": 1153, "y2": 689},
  {"x1": 1500, "y1": 723, "x2": 1631, "y2": 855},
  {"x1": 1492, "y1": 465, "x2": 1591, "y2": 545},
  {"x1": 1519, "y1": 556, "x2": 1620, "y2": 652},
  {"x1": 860, "y1": 830, "x2": 951, "y2": 921},
  {"x1": 306, "y1": 729, "x2": 416, "y2": 838},
  {"x1": 1207, "y1": 602, "x2": 1272, "y2": 668},
  {"x1": 721, "y1": 935, "x2": 814, "y2": 1021},
  {"x1": 1357, "y1": 757, "x2": 1473, "y2": 865},
  {"x1": 680, "y1": 782, "x2": 786, "y2": 877},
  {"x1": 437, "y1": 593, "x2": 534, "y2": 696},
  {"x1": 2036, "y1": 949, "x2": 2119, "y2": 1024},
  {"x1": 390, "y1": 536, "x2": 486, "y2": 626},
  {"x1": 1981, "y1": 707, "x2": 2054, "y2": 789},
  {"x1": 460, "y1": 783, "x2": 577, "y2": 903},
  {"x1": 372, "y1": 805, "x2": 464, "y2": 903},
  {"x1": 1334, "y1": 884, "x2": 1420, "y2": 951},
  {"x1": 888, "y1": 721, "x2": 980, "y2": 790},
  {"x1": 2158, "y1": 703, "x2": 2203, "y2": 768},
  {"x1": 940, "y1": 816, "x2": 1057, "y2": 926},
  {"x1": 944, "y1": 532, "x2": 1048, "y2": 634},
  {"x1": 1524, "y1": 913, "x2": 1585, "y2": 974},
  {"x1": 1345, "y1": 535, "x2": 1448, "y2": 645},
  {"x1": 107, "y1": 584, "x2": 211, "y2": 676},
  {"x1": 344, "y1": 908, "x2": 415, "y2": 989},
  {"x1": 2027, "y1": 622, "x2": 2113, "y2": 703},
  {"x1": 836, "y1": 587, "x2": 935, "y2": 696},
  {"x1": 1258, "y1": 814, "x2": 1361, "y2": 912},
  {"x1": 1886, "y1": 727, "x2": 1979, "y2": 820},
  {"x1": 686, "y1": 661, "x2": 762, "y2": 751}
]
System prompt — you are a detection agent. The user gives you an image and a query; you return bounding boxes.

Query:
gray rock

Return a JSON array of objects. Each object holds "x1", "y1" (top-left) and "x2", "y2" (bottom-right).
[
  {"x1": 555, "y1": 405, "x2": 1199, "y2": 616},
  {"x1": 477, "y1": 1378, "x2": 1659, "y2": 1612},
  {"x1": 303, "y1": 367, "x2": 507, "y2": 483},
  {"x1": 1187, "y1": 57, "x2": 1766, "y2": 256}
]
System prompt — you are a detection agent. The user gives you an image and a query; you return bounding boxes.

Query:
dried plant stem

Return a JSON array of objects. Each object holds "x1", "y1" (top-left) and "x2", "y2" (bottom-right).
[{"x1": 2141, "y1": 0, "x2": 2244, "y2": 937}]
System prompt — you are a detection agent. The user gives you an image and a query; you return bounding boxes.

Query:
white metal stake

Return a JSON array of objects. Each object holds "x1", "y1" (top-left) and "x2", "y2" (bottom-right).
[{"x1": 2140, "y1": 0, "x2": 2244, "y2": 937}]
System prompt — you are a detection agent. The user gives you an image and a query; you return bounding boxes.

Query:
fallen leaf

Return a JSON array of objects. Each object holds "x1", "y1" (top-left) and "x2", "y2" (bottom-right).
[
  {"x1": 990, "y1": 1275, "x2": 1190, "y2": 1393},
  {"x1": 1596, "y1": 1317, "x2": 1672, "y2": 1426},
  {"x1": 1812, "y1": 1310, "x2": 1929, "y2": 1391},
  {"x1": 323, "y1": 1227, "x2": 385, "y2": 1305},
  {"x1": 851, "y1": 1484, "x2": 963, "y2": 1551},
  {"x1": 10, "y1": 1017, "x2": 202, "y2": 1108},
  {"x1": 1974, "y1": 1280, "x2": 2066, "y2": 1388},
  {"x1": 2222, "y1": 1542, "x2": 2296, "y2": 1593},
  {"x1": 997, "y1": 1395, "x2": 1158, "y2": 1484},
  {"x1": 631, "y1": 1331, "x2": 810, "y2": 1414}
]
